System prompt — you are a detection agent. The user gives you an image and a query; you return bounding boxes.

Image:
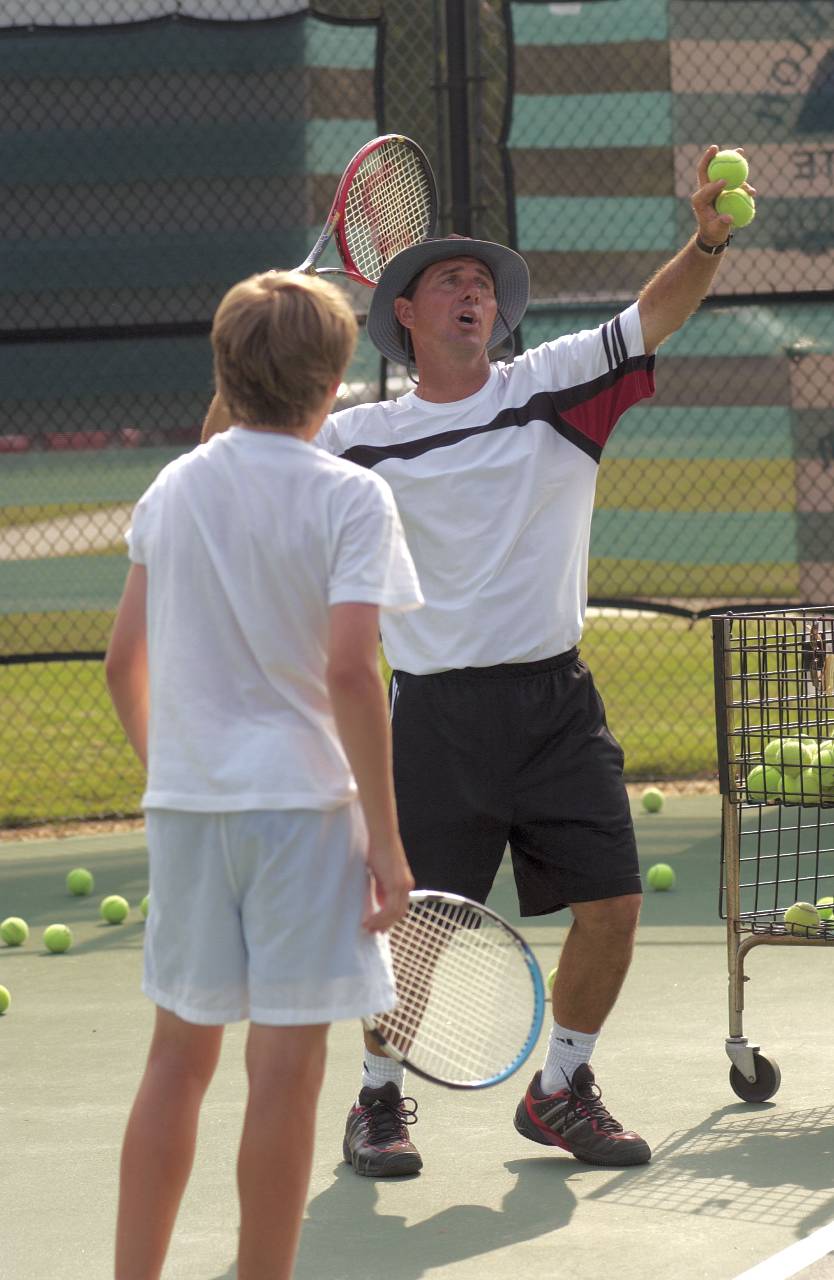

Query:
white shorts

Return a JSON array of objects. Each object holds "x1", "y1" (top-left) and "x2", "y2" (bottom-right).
[{"x1": 142, "y1": 805, "x2": 396, "y2": 1026}]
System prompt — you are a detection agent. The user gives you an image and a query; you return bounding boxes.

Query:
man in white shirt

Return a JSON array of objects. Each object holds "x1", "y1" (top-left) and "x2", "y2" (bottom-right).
[
  {"x1": 107, "y1": 270, "x2": 422, "y2": 1279},
  {"x1": 202, "y1": 145, "x2": 753, "y2": 1176}
]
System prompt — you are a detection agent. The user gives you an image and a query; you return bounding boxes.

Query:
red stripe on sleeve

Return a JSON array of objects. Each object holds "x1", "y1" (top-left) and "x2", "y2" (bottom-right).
[{"x1": 559, "y1": 361, "x2": 655, "y2": 451}]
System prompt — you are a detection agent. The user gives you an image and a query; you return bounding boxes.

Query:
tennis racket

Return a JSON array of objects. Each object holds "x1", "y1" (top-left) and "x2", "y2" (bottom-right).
[
  {"x1": 364, "y1": 891, "x2": 546, "y2": 1090},
  {"x1": 297, "y1": 134, "x2": 438, "y2": 287}
]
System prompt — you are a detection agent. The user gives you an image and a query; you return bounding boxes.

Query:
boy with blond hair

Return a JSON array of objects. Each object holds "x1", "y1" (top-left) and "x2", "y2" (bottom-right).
[{"x1": 106, "y1": 270, "x2": 422, "y2": 1279}]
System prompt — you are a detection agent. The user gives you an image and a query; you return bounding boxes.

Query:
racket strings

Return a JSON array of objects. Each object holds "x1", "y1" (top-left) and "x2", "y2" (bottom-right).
[
  {"x1": 343, "y1": 142, "x2": 434, "y2": 279},
  {"x1": 377, "y1": 901, "x2": 538, "y2": 1083}
]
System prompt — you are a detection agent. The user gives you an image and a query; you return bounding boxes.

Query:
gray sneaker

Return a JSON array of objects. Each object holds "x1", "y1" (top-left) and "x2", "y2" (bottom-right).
[
  {"x1": 514, "y1": 1064, "x2": 651, "y2": 1167},
  {"x1": 343, "y1": 1082, "x2": 423, "y2": 1177}
]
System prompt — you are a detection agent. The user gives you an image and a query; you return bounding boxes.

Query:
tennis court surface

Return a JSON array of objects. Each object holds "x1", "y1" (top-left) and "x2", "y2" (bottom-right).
[{"x1": 3, "y1": 793, "x2": 834, "y2": 1280}]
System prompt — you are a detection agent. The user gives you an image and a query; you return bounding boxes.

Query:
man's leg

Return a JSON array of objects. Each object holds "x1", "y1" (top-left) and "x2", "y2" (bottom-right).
[
  {"x1": 553, "y1": 893, "x2": 642, "y2": 1032},
  {"x1": 115, "y1": 1008, "x2": 224, "y2": 1280},
  {"x1": 237, "y1": 1022, "x2": 328, "y2": 1280},
  {"x1": 343, "y1": 666, "x2": 510, "y2": 1177},
  {"x1": 514, "y1": 892, "x2": 651, "y2": 1166}
]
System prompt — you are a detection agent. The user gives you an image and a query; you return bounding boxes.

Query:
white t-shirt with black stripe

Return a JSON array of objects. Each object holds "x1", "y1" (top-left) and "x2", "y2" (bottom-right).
[{"x1": 316, "y1": 302, "x2": 654, "y2": 676}]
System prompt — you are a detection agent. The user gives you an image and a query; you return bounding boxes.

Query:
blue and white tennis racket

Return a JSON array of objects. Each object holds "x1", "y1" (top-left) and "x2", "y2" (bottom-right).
[{"x1": 364, "y1": 891, "x2": 545, "y2": 1090}]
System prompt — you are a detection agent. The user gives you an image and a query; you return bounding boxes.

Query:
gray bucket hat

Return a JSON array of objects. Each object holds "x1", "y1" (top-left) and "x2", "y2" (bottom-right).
[{"x1": 366, "y1": 236, "x2": 530, "y2": 366}]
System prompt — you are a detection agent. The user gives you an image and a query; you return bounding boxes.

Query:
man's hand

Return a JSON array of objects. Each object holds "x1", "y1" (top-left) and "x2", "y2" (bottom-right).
[{"x1": 691, "y1": 144, "x2": 757, "y2": 249}]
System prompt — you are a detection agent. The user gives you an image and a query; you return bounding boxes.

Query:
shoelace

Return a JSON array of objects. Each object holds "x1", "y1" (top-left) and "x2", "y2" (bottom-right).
[
  {"x1": 365, "y1": 1094, "x2": 419, "y2": 1143},
  {"x1": 568, "y1": 1078, "x2": 624, "y2": 1135}
]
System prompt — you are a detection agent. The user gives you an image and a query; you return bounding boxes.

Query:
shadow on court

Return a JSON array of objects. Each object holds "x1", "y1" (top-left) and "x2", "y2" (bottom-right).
[
  {"x1": 589, "y1": 1101, "x2": 834, "y2": 1241},
  {"x1": 293, "y1": 1158, "x2": 594, "y2": 1279}
]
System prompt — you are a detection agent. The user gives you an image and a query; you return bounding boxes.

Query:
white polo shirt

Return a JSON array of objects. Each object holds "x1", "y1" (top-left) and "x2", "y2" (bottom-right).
[
  {"x1": 127, "y1": 427, "x2": 423, "y2": 811},
  {"x1": 316, "y1": 302, "x2": 654, "y2": 675}
]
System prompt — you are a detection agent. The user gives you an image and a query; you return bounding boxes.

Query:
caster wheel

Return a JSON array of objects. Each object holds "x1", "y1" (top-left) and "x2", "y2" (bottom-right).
[{"x1": 729, "y1": 1052, "x2": 781, "y2": 1102}]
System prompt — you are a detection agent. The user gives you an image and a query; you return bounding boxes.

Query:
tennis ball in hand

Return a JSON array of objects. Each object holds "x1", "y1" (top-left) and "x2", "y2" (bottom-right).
[
  {"x1": 746, "y1": 765, "x2": 782, "y2": 803},
  {"x1": 641, "y1": 787, "x2": 664, "y2": 813},
  {"x1": 0, "y1": 985, "x2": 10, "y2": 1015},
  {"x1": 44, "y1": 923, "x2": 73, "y2": 953},
  {"x1": 816, "y1": 896, "x2": 834, "y2": 921},
  {"x1": 716, "y1": 188, "x2": 755, "y2": 228},
  {"x1": 66, "y1": 867, "x2": 94, "y2": 896},
  {"x1": 140, "y1": 894, "x2": 149, "y2": 919},
  {"x1": 708, "y1": 149, "x2": 749, "y2": 188},
  {"x1": 647, "y1": 863, "x2": 676, "y2": 891},
  {"x1": 100, "y1": 895, "x2": 129, "y2": 925},
  {"x1": 546, "y1": 966, "x2": 557, "y2": 995},
  {"x1": 783, "y1": 902, "x2": 820, "y2": 935},
  {"x1": 1, "y1": 916, "x2": 29, "y2": 946}
]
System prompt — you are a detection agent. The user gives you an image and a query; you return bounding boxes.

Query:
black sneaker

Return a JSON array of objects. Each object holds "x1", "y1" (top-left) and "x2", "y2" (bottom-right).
[
  {"x1": 514, "y1": 1064, "x2": 651, "y2": 1167},
  {"x1": 342, "y1": 1081, "x2": 423, "y2": 1177}
]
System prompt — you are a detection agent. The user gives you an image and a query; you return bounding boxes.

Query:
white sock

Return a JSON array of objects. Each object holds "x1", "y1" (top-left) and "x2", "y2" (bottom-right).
[
  {"x1": 540, "y1": 1022, "x2": 599, "y2": 1095},
  {"x1": 361, "y1": 1054, "x2": 405, "y2": 1097}
]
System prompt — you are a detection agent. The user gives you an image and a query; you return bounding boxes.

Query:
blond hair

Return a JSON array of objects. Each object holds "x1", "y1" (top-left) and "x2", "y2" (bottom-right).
[{"x1": 211, "y1": 271, "x2": 357, "y2": 430}]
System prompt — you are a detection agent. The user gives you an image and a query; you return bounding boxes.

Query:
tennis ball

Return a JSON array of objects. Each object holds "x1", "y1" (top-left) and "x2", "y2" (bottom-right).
[
  {"x1": 715, "y1": 188, "x2": 755, "y2": 228},
  {"x1": 0, "y1": 916, "x2": 29, "y2": 946},
  {"x1": 641, "y1": 787, "x2": 664, "y2": 813},
  {"x1": 815, "y1": 896, "x2": 834, "y2": 921},
  {"x1": 764, "y1": 737, "x2": 815, "y2": 770},
  {"x1": 781, "y1": 769, "x2": 808, "y2": 805},
  {"x1": 546, "y1": 966, "x2": 557, "y2": 995},
  {"x1": 140, "y1": 894, "x2": 149, "y2": 919},
  {"x1": 783, "y1": 901, "x2": 820, "y2": 935},
  {"x1": 66, "y1": 867, "x2": 94, "y2": 896},
  {"x1": 647, "y1": 862, "x2": 676, "y2": 891},
  {"x1": 818, "y1": 745, "x2": 834, "y2": 792},
  {"x1": 100, "y1": 894, "x2": 129, "y2": 925},
  {"x1": 0, "y1": 985, "x2": 10, "y2": 1015},
  {"x1": 707, "y1": 149, "x2": 749, "y2": 189},
  {"x1": 43, "y1": 923, "x2": 73, "y2": 953},
  {"x1": 746, "y1": 765, "x2": 782, "y2": 803}
]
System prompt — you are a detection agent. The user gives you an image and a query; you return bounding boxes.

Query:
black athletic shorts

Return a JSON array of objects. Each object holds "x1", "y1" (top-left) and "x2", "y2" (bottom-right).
[{"x1": 389, "y1": 650, "x2": 641, "y2": 917}]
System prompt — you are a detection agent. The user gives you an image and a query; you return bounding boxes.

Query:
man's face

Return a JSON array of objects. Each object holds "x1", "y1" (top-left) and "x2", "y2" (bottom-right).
[{"x1": 394, "y1": 256, "x2": 498, "y2": 357}]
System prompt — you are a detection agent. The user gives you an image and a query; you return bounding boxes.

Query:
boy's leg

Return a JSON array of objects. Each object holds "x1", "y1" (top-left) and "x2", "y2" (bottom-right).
[
  {"x1": 115, "y1": 1007, "x2": 223, "y2": 1280},
  {"x1": 237, "y1": 1022, "x2": 328, "y2": 1280}
]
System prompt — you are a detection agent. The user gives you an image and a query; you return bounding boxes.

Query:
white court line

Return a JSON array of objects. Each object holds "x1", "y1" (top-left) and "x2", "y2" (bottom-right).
[{"x1": 734, "y1": 1221, "x2": 834, "y2": 1280}]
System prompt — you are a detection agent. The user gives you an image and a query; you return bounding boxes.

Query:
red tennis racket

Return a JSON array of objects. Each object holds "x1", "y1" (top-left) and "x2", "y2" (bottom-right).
[{"x1": 297, "y1": 134, "x2": 438, "y2": 287}]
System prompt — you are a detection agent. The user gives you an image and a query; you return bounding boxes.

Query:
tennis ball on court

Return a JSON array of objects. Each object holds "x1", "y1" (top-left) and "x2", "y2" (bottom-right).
[
  {"x1": 641, "y1": 787, "x2": 664, "y2": 813},
  {"x1": 815, "y1": 896, "x2": 834, "y2": 921},
  {"x1": 140, "y1": 894, "x2": 149, "y2": 919},
  {"x1": 100, "y1": 895, "x2": 129, "y2": 925},
  {"x1": 647, "y1": 862, "x2": 676, "y2": 891},
  {"x1": 66, "y1": 867, "x2": 94, "y2": 896},
  {"x1": 43, "y1": 923, "x2": 73, "y2": 953},
  {"x1": 1, "y1": 916, "x2": 29, "y2": 946},
  {"x1": 746, "y1": 765, "x2": 782, "y2": 803},
  {"x1": 783, "y1": 901, "x2": 820, "y2": 935},
  {"x1": 546, "y1": 966, "x2": 557, "y2": 995},
  {"x1": 764, "y1": 737, "x2": 815, "y2": 770},
  {"x1": 0, "y1": 985, "x2": 10, "y2": 1015},
  {"x1": 707, "y1": 149, "x2": 749, "y2": 188},
  {"x1": 715, "y1": 188, "x2": 756, "y2": 228}
]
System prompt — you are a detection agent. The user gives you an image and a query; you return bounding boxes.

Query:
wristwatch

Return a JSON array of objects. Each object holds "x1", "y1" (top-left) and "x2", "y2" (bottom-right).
[{"x1": 695, "y1": 234, "x2": 732, "y2": 255}]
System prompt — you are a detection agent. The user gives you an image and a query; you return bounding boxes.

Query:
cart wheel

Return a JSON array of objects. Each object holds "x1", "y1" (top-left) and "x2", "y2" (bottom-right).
[{"x1": 729, "y1": 1053, "x2": 781, "y2": 1102}]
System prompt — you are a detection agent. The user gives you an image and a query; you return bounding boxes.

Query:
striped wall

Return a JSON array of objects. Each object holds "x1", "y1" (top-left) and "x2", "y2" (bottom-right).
[
  {"x1": 509, "y1": 0, "x2": 834, "y2": 303},
  {"x1": 2, "y1": 15, "x2": 376, "y2": 332}
]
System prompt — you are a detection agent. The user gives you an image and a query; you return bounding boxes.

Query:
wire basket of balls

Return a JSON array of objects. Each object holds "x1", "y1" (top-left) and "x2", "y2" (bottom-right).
[{"x1": 712, "y1": 606, "x2": 834, "y2": 1102}]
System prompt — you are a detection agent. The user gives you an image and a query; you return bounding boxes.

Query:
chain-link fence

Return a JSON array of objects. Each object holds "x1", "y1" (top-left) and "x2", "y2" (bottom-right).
[{"x1": 2, "y1": 0, "x2": 832, "y2": 824}]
